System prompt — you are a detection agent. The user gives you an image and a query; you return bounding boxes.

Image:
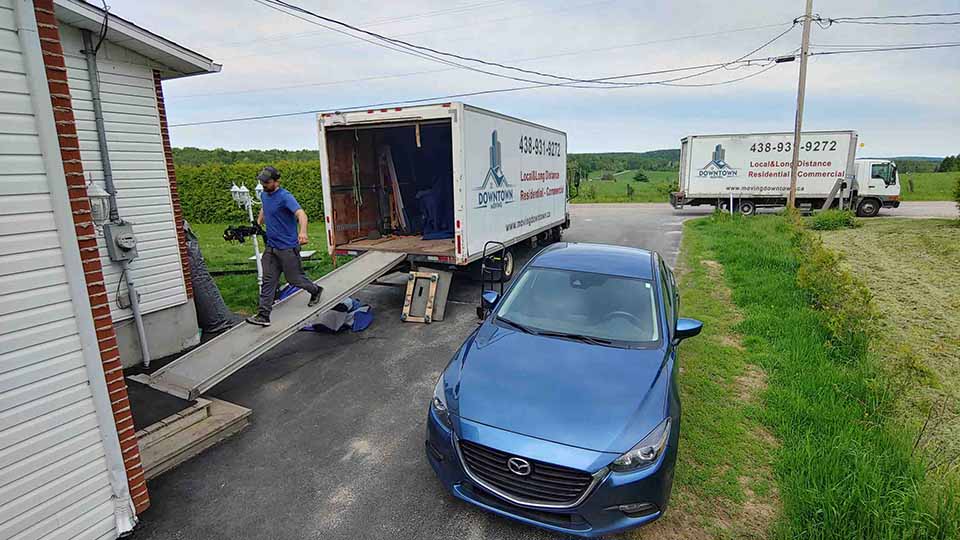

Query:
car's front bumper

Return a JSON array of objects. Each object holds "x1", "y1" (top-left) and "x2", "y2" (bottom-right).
[{"x1": 426, "y1": 409, "x2": 677, "y2": 538}]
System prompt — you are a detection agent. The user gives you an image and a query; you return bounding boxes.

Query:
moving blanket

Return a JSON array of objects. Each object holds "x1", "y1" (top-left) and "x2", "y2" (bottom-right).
[
  {"x1": 275, "y1": 286, "x2": 373, "y2": 332},
  {"x1": 418, "y1": 174, "x2": 455, "y2": 240}
]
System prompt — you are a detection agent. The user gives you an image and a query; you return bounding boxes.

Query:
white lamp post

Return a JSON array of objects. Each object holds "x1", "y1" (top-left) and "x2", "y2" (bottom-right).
[{"x1": 231, "y1": 183, "x2": 263, "y2": 286}]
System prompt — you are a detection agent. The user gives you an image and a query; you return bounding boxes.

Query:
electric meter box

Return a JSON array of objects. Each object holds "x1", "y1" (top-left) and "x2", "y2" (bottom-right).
[{"x1": 103, "y1": 221, "x2": 139, "y2": 262}]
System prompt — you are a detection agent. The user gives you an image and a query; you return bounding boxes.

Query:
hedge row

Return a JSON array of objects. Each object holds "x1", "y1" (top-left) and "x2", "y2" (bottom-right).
[{"x1": 175, "y1": 161, "x2": 325, "y2": 223}]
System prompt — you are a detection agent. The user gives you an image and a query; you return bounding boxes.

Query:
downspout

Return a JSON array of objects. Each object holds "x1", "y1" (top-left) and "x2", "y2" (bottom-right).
[
  {"x1": 81, "y1": 28, "x2": 152, "y2": 367},
  {"x1": 15, "y1": 0, "x2": 137, "y2": 532}
]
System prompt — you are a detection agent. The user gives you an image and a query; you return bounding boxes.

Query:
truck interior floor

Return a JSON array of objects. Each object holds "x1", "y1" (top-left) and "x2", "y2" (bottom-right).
[{"x1": 341, "y1": 236, "x2": 454, "y2": 256}]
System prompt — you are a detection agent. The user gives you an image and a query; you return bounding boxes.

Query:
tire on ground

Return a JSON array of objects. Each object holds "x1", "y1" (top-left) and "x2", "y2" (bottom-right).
[{"x1": 856, "y1": 197, "x2": 881, "y2": 217}]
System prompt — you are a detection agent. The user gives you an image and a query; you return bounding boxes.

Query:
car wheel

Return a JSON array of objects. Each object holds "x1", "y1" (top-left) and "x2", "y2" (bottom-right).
[
  {"x1": 738, "y1": 200, "x2": 756, "y2": 216},
  {"x1": 856, "y1": 198, "x2": 880, "y2": 217}
]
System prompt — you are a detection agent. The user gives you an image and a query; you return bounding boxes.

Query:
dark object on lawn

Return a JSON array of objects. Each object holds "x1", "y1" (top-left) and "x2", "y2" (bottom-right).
[
  {"x1": 186, "y1": 221, "x2": 240, "y2": 333},
  {"x1": 223, "y1": 223, "x2": 265, "y2": 244}
]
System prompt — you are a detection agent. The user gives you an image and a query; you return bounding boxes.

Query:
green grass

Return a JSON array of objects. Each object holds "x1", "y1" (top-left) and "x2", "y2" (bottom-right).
[
  {"x1": 190, "y1": 222, "x2": 334, "y2": 315},
  {"x1": 633, "y1": 218, "x2": 779, "y2": 537},
  {"x1": 684, "y1": 214, "x2": 960, "y2": 539},
  {"x1": 574, "y1": 169, "x2": 676, "y2": 203},
  {"x1": 900, "y1": 172, "x2": 959, "y2": 201}
]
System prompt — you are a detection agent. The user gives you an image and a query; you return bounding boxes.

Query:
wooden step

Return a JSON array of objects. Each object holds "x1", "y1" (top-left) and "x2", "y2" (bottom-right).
[
  {"x1": 138, "y1": 398, "x2": 251, "y2": 480},
  {"x1": 136, "y1": 398, "x2": 211, "y2": 450}
]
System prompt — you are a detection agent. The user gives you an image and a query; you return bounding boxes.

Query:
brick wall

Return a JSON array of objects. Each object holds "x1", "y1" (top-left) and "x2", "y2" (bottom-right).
[
  {"x1": 33, "y1": 0, "x2": 150, "y2": 515},
  {"x1": 153, "y1": 70, "x2": 193, "y2": 299}
]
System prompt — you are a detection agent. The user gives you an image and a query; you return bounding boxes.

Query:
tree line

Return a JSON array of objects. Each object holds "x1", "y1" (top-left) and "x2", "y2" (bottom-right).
[
  {"x1": 172, "y1": 147, "x2": 951, "y2": 175},
  {"x1": 937, "y1": 154, "x2": 960, "y2": 173}
]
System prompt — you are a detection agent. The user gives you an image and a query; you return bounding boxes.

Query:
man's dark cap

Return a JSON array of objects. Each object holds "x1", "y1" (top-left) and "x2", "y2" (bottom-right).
[{"x1": 257, "y1": 166, "x2": 280, "y2": 183}]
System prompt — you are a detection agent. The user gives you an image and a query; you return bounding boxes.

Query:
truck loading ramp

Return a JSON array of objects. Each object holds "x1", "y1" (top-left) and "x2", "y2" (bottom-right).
[{"x1": 131, "y1": 251, "x2": 407, "y2": 400}]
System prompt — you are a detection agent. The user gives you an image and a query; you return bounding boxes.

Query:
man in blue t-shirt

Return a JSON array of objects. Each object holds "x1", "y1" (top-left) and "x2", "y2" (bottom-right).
[{"x1": 246, "y1": 166, "x2": 322, "y2": 326}]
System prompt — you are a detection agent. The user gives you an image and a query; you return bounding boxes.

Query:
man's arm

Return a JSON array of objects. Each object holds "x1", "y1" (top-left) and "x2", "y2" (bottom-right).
[
  {"x1": 295, "y1": 209, "x2": 308, "y2": 245},
  {"x1": 257, "y1": 208, "x2": 264, "y2": 226}
]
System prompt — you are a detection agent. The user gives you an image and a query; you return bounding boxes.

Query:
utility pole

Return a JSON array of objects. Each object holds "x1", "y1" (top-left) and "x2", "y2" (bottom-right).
[{"x1": 787, "y1": 0, "x2": 814, "y2": 208}]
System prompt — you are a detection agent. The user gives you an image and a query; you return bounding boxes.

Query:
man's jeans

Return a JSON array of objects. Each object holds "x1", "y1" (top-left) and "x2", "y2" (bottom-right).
[{"x1": 256, "y1": 246, "x2": 319, "y2": 318}]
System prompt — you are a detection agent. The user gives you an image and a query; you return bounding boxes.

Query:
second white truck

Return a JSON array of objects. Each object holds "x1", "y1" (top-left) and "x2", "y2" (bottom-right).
[{"x1": 670, "y1": 131, "x2": 901, "y2": 216}]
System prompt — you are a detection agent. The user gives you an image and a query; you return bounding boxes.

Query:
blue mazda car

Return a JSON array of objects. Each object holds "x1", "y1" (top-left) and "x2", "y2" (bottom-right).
[{"x1": 425, "y1": 242, "x2": 703, "y2": 537}]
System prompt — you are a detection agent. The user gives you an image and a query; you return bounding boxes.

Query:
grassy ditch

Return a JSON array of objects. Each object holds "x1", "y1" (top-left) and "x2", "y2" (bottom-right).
[
  {"x1": 819, "y1": 219, "x2": 960, "y2": 468},
  {"x1": 190, "y1": 222, "x2": 334, "y2": 315},
  {"x1": 682, "y1": 213, "x2": 959, "y2": 539}
]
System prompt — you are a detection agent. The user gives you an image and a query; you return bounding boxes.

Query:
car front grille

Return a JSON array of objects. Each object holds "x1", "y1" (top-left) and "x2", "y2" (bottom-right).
[{"x1": 458, "y1": 439, "x2": 595, "y2": 507}]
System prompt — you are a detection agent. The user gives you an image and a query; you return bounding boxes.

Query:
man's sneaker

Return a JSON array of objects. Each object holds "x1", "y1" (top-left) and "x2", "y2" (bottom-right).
[
  {"x1": 246, "y1": 314, "x2": 271, "y2": 327},
  {"x1": 308, "y1": 287, "x2": 323, "y2": 307}
]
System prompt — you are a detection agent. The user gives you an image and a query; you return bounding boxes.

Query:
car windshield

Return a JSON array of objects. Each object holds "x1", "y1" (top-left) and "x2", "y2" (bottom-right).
[{"x1": 495, "y1": 266, "x2": 660, "y2": 345}]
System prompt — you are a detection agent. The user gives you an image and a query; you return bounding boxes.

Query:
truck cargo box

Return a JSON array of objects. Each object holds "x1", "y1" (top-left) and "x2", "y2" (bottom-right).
[{"x1": 318, "y1": 103, "x2": 569, "y2": 266}]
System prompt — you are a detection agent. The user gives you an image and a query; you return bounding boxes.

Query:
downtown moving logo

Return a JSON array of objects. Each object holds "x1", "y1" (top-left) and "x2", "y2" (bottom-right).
[
  {"x1": 475, "y1": 130, "x2": 515, "y2": 209},
  {"x1": 698, "y1": 144, "x2": 739, "y2": 178}
]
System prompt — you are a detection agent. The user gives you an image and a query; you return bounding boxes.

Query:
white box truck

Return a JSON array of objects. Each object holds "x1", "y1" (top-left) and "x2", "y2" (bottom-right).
[
  {"x1": 317, "y1": 102, "x2": 570, "y2": 279},
  {"x1": 670, "y1": 131, "x2": 901, "y2": 216}
]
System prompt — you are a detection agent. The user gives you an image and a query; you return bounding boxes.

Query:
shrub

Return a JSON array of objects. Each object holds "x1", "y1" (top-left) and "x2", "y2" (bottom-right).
[
  {"x1": 176, "y1": 161, "x2": 324, "y2": 223},
  {"x1": 794, "y1": 226, "x2": 876, "y2": 359},
  {"x1": 810, "y1": 209, "x2": 861, "y2": 230},
  {"x1": 633, "y1": 170, "x2": 649, "y2": 182},
  {"x1": 601, "y1": 172, "x2": 615, "y2": 182},
  {"x1": 582, "y1": 183, "x2": 598, "y2": 200}
]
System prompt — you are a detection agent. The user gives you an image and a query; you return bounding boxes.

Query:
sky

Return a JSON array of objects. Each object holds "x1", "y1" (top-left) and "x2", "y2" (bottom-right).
[{"x1": 107, "y1": 0, "x2": 959, "y2": 156}]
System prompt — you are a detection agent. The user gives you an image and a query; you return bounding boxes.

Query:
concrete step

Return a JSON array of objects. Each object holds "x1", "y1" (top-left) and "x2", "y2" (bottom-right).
[{"x1": 138, "y1": 398, "x2": 251, "y2": 480}]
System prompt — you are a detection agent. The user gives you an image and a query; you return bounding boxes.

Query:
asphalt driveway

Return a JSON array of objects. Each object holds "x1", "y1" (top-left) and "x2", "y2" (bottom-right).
[{"x1": 134, "y1": 201, "x2": 944, "y2": 539}]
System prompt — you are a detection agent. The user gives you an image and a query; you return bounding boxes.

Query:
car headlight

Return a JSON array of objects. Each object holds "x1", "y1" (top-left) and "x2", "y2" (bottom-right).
[
  {"x1": 432, "y1": 377, "x2": 453, "y2": 429},
  {"x1": 610, "y1": 417, "x2": 671, "y2": 472}
]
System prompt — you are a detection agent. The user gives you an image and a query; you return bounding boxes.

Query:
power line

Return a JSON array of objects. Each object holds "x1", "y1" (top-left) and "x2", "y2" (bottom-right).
[
  {"x1": 168, "y1": 41, "x2": 960, "y2": 129},
  {"x1": 829, "y1": 11, "x2": 960, "y2": 21},
  {"x1": 168, "y1": 55, "x2": 788, "y2": 128},
  {"x1": 818, "y1": 11, "x2": 960, "y2": 26},
  {"x1": 810, "y1": 41, "x2": 960, "y2": 49},
  {"x1": 171, "y1": 22, "x2": 794, "y2": 100},
  {"x1": 252, "y1": 0, "x2": 640, "y2": 88},
  {"x1": 810, "y1": 43, "x2": 960, "y2": 55},
  {"x1": 219, "y1": 0, "x2": 615, "y2": 61},
  {"x1": 660, "y1": 63, "x2": 778, "y2": 87},
  {"x1": 207, "y1": 0, "x2": 516, "y2": 48},
  {"x1": 257, "y1": 0, "x2": 781, "y2": 88}
]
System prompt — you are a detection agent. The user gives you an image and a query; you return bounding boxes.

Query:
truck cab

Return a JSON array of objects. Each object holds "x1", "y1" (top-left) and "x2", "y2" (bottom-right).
[{"x1": 852, "y1": 158, "x2": 901, "y2": 217}]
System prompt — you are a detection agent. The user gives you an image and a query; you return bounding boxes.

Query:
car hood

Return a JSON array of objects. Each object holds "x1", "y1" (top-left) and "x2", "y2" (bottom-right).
[{"x1": 449, "y1": 322, "x2": 671, "y2": 454}]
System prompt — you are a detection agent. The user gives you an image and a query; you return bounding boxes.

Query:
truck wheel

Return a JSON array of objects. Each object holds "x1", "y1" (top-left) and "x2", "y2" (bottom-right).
[
  {"x1": 498, "y1": 250, "x2": 515, "y2": 282},
  {"x1": 473, "y1": 249, "x2": 514, "y2": 282},
  {"x1": 856, "y1": 198, "x2": 880, "y2": 217},
  {"x1": 738, "y1": 200, "x2": 756, "y2": 216}
]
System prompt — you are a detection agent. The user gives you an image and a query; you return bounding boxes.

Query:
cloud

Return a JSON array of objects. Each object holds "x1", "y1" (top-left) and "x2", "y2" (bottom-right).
[{"x1": 108, "y1": 0, "x2": 960, "y2": 156}]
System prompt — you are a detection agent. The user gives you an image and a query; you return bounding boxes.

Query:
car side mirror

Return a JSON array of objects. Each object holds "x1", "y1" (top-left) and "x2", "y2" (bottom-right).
[
  {"x1": 477, "y1": 290, "x2": 500, "y2": 319},
  {"x1": 673, "y1": 318, "x2": 703, "y2": 344}
]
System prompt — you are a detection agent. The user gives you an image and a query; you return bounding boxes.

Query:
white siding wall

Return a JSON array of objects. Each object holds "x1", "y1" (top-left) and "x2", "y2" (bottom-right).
[
  {"x1": 57, "y1": 23, "x2": 186, "y2": 322},
  {"x1": 0, "y1": 1, "x2": 116, "y2": 538}
]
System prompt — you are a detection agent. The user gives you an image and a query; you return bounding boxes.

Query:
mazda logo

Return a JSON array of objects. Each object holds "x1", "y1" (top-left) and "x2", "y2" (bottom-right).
[{"x1": 506, "y1": 457, "x2": 532, "y2": 476}]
